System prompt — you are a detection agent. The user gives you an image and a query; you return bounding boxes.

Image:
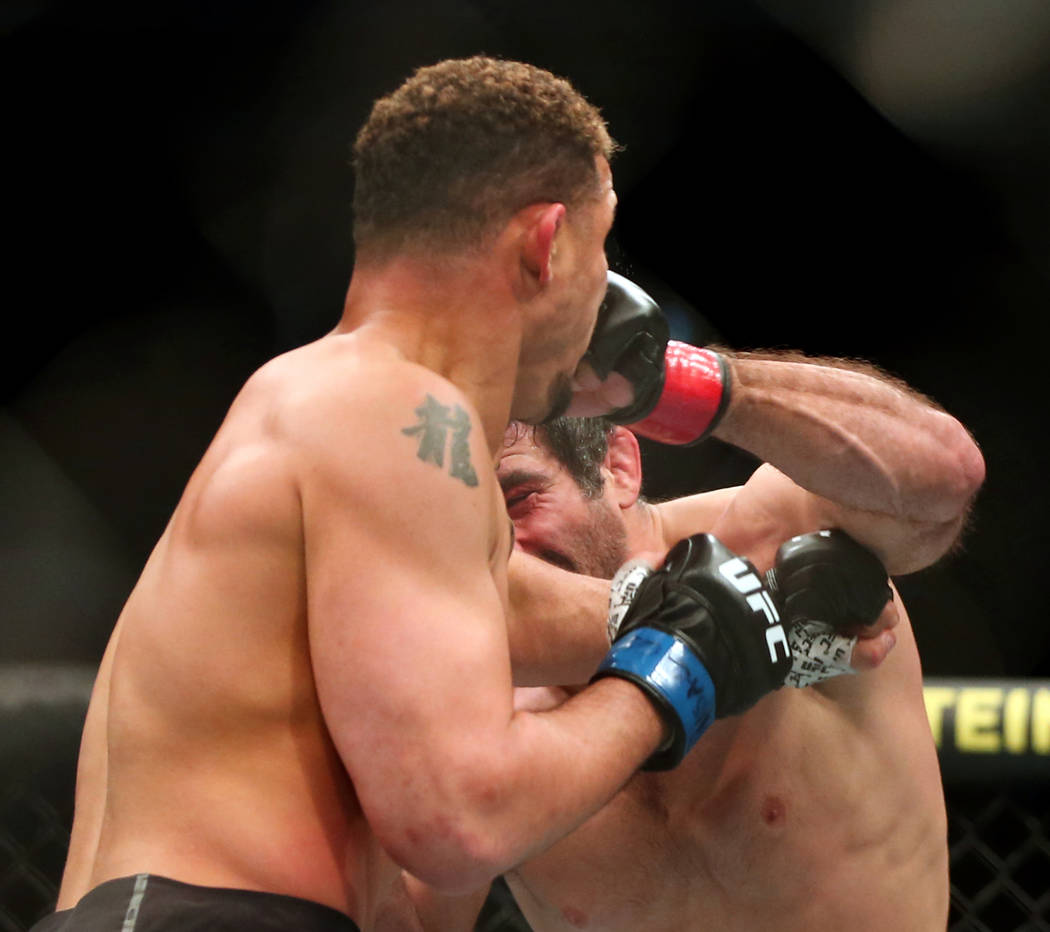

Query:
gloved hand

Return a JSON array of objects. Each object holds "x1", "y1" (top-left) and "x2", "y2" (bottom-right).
[
  {"x1": 570, "y1": 270, "x2": 669, "y2": 422},
  {"x1": 571, "y1": 271, "x2": 731, "y2": 444},
  {"x1": 593, "y1": 533, "x2": 792, "y2": 770},
  {"x1": 765, "y1": 529, "x2": 893, "y2": 688}
]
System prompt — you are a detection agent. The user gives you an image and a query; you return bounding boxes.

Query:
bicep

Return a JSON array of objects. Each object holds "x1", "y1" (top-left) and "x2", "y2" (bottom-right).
[
  {"x1": 307, "y1": 499, "x2": 512, "y2": 755},
  {"x1": 656, "y1": 467, "x2": 841, "y2": 570},
  {"x1": 654, "y1": 484, "x2": 784, "y2": 565},
  {"x1": 299, "y1": 397, "x2": 514, "y2": 828}
]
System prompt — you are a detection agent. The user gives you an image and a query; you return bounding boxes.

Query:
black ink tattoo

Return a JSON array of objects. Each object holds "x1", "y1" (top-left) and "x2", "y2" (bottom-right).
[{"x1": 402, "y1": 394, "x2": 479, "y2": 487}]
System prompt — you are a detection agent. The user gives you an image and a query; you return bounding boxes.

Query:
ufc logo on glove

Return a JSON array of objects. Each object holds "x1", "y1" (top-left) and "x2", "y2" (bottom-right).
[{"x1": 717, "y1": 557, "x2": 790, "y2": 664}]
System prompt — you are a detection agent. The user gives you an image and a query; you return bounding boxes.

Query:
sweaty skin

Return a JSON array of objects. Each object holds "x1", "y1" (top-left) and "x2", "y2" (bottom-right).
[
  {"x1": 57, "y1": 158, "x2": 684, "y2": 928},
  {"x1": 502, "y1": 451, "x2": 945, "y2": 931},
  {"x1": 487, "y1": 418, "x2": 971, "y2": 932},
  {"x1": 376, "y1": 342, "x2": 981, "y2": 931}
]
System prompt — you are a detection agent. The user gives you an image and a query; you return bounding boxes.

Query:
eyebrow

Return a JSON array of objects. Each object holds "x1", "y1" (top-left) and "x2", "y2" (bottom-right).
[{"x1": 497, "y1": 468, "x2": 549, "y2": 494}]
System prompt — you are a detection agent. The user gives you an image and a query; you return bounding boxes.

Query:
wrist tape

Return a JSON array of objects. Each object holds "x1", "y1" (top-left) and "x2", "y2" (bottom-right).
[
  {"x1": 627, "y1": 342, "x2": 731, "y2": 446},
  {"x1": 786, "y1": 620, "x2": 857, "y2": 688},
  {"x1": 594, "y1": 626, "x2": 716, "y2": 771}
]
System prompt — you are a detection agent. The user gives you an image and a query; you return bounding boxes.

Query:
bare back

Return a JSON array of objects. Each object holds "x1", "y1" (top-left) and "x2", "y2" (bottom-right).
[{"x1": 59, "y1": 333, "x2": 512, "y2": 927}]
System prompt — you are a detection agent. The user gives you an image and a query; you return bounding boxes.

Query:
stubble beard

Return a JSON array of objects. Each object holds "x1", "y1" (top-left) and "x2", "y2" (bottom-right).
[
  {"x1": 570, "y1": 498, "x2": 631, "y2": 579},
  {"x1": 540, "y1": 371, "x2": 574, "y2": 425}
]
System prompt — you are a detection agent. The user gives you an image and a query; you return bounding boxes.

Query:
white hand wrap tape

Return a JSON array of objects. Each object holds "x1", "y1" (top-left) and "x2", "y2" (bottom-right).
[
  {"x1": 607, "y1": 560, "x2": 655, "y2": 642},
  {"x1": 786, "y1": 619, "x2": 856, "y2": 688}
]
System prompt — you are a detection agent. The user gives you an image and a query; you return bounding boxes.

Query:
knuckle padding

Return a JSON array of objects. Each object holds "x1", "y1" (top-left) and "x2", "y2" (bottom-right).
[
  {"x1": 595, "y1": 534, "x2": 793, "y2": 770},
  {"x1": 582, "y1": 272, "x2": 670, "y2": 425},
  {"x1": 774, "y1": 531, "x2": 891, "y2": 628},
  {"x1": 617, "y1": 536, "x2": 787, "y2": 716}
]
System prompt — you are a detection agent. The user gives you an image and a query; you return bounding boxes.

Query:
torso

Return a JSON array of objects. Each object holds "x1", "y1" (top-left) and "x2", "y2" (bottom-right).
[
  {"x1": 508, "y1": 612, "x2": 947, "y2": 931},
  {"x1": 58, "y1": 333, "x2": 513, "y2": 929},
  {"x1": 506, "y1": 473, "x2": 949, "y2": 932}
]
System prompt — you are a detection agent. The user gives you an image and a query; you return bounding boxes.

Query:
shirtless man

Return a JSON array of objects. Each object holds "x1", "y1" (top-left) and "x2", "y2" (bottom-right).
[
  {"x1": 488, "y1": 363, "x2": 982, "y2": 931},
  {"x1": 38, "y1": 57, "x2": 802, "y2": 932},
  {"x1": 388, "y1": 276, "x2": 983, "y2": 931}
]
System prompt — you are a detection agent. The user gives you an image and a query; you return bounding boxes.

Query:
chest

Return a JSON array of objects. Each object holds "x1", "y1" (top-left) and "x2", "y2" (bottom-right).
[{"x1": 510, "y1": 692, "x2": 899, "y2": 932}]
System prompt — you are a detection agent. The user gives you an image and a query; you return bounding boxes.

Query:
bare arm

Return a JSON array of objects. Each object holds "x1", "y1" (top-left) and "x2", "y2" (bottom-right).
[
  {"x1": 386, "y1": 874, "x2": 491, "y2": 932},
  {"x1": 705, "y1": 350, "x2": 985, "y2": 573},
  {"x1": 302, "y1": 374, "x2": 664, "y2": 893},
  {"x1": 378, "y1": 687, "x2": 595, "y2": 930},
  {"x1": 506, "y1": 550, "x2": 610, "y2": 686}
]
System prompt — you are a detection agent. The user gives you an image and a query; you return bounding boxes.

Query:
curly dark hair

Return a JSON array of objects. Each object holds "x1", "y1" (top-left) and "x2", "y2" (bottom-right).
[{"x1": 352, "y1": 56, "x2": 617, "y2": 260}]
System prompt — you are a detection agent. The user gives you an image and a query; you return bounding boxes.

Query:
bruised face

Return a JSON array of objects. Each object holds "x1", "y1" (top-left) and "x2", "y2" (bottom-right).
[{"x1": 497, "y1": 426, "x2": 628, "y2": 578}]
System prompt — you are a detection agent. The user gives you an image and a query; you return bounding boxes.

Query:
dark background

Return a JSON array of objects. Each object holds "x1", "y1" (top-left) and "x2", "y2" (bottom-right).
[{"x1": 3, "y1": 0, "x2": 1048, "y2": 679}]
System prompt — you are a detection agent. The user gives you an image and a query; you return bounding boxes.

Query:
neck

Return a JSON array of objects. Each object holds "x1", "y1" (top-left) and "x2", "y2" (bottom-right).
[
  {"x1": 337, "y1": 255, "x2": 524, "y2": 453},
  {"x1": 622, "y1": 499, "x2": 665, "y2": 557}
]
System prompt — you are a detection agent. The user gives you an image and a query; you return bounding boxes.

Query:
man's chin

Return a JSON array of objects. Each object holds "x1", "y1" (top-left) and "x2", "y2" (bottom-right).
[{"x1": 539, "y1": 373, "x2": 574, "y2": 425}]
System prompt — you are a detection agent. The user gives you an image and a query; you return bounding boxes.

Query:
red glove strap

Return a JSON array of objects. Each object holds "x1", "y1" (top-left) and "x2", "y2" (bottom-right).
[{"x1": 628, "y1": 342, "x2": 728, "y2": 445}]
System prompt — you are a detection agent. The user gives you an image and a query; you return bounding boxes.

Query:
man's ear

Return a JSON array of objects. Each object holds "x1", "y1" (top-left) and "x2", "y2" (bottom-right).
[
  {"x1": 603, "y1": 426, "x2": 643, "y2": 509},
  {"x1": 519, "y1": 202, "x2": 566, "y2": 286}
]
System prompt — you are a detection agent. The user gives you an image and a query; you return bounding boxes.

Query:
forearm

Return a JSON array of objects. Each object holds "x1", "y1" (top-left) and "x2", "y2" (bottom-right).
[
  {"x1": 714, "y1": 351, "x2": 985, "y2": 526},
  {"x1": 493, "y1": 678, "x2": 665, "y2": 865},
  {"x1": 377, "y1": 677, "x2": 664, "y2": 894},
  {"x1": 586, "y1": 277, "x2": 982, "y2": 531},
  {"x1": 507, "y1": 550, "x2": 611, "y2": 685}
]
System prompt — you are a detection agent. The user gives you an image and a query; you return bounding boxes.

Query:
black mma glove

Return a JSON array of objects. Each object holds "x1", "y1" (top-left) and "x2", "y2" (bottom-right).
[
  {"x1": 579, "y1": 271, "x2": 670, "y2": 425},
  {"x1": 593, "y1": 533, "x2": 792, "y2": 771},
  {"x1": 580, "y1": 271, "x2": 731, "y2": 444},
  {"x1": 765, "y1": 529, "x2": 893, "y2": 688}
]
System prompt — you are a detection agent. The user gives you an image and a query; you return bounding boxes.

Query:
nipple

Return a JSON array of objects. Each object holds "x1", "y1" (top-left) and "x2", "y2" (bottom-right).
[
  {"x1": 761, "y1": 795, "x2": 787, "y2": 827},
  {"x1": 561, "y1": 904, "x2": 590, "y2": 927}
]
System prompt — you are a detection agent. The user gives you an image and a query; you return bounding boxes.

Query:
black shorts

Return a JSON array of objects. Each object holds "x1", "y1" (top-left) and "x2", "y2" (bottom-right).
[{"x1": 30, "y1": 874, "x2": 362, "y2": 932}]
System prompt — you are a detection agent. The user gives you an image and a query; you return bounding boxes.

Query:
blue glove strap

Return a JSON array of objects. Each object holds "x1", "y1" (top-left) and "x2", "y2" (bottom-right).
[{"x1": 597, "y1": 626, "x2": 716, "y2": 753}]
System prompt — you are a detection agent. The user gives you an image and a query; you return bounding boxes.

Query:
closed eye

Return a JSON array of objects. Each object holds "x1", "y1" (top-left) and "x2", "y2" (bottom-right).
[
  {"x1": 498, "y1": 468, "x2": 551, "y2": 518},
  {"x1": 505, "y1": 489, "x2": 539, "y2": 519}
]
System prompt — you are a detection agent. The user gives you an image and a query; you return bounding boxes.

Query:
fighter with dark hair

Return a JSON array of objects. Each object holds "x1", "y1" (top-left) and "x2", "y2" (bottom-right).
[
  {"x1": 490, "y1": 277, "x2": 982, "y2": 930},
  {"x1": 395, "y1": 275, "x2": 983, "y2": 931}
]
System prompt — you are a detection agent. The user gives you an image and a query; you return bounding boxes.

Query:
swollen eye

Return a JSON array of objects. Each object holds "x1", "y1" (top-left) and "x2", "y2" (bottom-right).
[{"x1": 505, "y1": 490, "x2": 538, "y2": 517}]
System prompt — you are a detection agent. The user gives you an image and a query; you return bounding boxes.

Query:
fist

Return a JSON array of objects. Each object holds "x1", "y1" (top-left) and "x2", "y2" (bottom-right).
[
  {"x1": 568, "y1": 271, "x2": 668, "y2": 421},
  {"x1": 767, "y1": 529, "x2": 896, "y2": 688},
  {"x1": 596, "y1": 534, "x2": 792, "y2": 770}
]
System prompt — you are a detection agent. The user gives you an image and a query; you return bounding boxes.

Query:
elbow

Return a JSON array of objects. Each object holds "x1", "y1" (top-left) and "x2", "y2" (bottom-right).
[
  {"x1": 380, "y1": 815, "x2": 506, "y2": 895},
  {"x1": 895, "y1": 481, "x2": 983, "y2": 578},
  {"x1": 956, "y1": 427, "x2": 987, "y2": 503},
  {"x1": 368, "y1": 760, "x2": 516, "y2": 895},
  {"x1": 915, "y1": 415, "x2": 986, "y2": 524},
  {"x1": 942, "y1": 410, "x2": 986, "y2": 506},
  {"x1": 883, "y1": 514, "x2": 968, "y2": 576},
  {"x1": 886, "y1": 422, "x2": 985, "y2": 575}
]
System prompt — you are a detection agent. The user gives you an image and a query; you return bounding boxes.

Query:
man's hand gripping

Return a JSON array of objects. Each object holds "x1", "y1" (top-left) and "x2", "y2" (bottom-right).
[
  {"x1": 594, "y1": 534, "x2": 793, "y2": 771},
  {"x1": 766, "y1": 529, "x2": 897, "y2": 687}
]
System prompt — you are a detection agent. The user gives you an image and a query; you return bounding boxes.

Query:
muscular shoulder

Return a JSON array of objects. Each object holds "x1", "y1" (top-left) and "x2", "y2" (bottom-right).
[
  {"x1": 244, "y1": 338, "x2": 478, "y2": 477},
  {"x1": 265, "y1": 337, "x2": 496, "y2": 556},
  {"x1": 248, "y1": 338, "x2": 449, "y2": 435}
]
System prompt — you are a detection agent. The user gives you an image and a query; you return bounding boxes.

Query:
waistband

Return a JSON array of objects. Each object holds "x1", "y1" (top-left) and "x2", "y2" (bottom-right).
[{"x1": 34, "y1": 873, "x2": 362, "y2": 932}]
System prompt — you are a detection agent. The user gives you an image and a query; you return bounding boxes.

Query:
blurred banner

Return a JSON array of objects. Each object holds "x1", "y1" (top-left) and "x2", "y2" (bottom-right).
[
  {"x1": 2, "y1": 666, "x2": 1048, "y2": 930},
  {"x1": 925, "y1": 678, "x2": 1050, "y2": 783}
]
